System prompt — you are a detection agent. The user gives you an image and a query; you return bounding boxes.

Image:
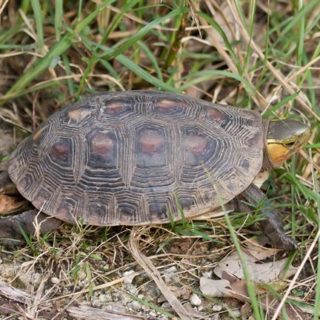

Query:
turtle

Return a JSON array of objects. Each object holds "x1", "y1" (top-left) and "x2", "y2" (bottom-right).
[{"x1": 0, "y1": 91, "x2": 310, "y2": 249}]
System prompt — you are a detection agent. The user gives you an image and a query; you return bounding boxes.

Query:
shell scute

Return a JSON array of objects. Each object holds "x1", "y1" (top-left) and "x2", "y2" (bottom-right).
[
  {"x1": 87, "y1": 129, "x2": 117, "y2": 168},
  {"x1": 50, "y1": 138, "x2": 73, "y2": 166}
]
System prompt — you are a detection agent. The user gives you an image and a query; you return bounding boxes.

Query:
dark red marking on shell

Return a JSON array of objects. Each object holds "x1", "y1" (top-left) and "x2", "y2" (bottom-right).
[
  {"x1": 155, "y1": 99, "x2": 184, "y2": 114},
  {"x1": 207, "y1": 108, "x2": 227, "y2": 122},
  {"x1": 184, "y1": 135, "x2": 208, "y2": 154},
  {"x1": 87, "y1": 129, "x2": 117, "y2": 168},
  {"x1": 50, "y1": 138, "x2": 72, "y2": 165},
  {"x1": 117, "y1": 199, "x2": 141, "y2": 223},
  {"x1": 182, "y1": 127, "x2": 217, "y2": 167},
  {"x1": 91, "y1": 132, "x2": 114, "y2": 157},
  {"x1": 136, "y1": 127, "x2": 166, "y2": 168},
  {"x1": 105, "y1": 102, "x2": 126, "y2": 114},
  {"x1": 102, "y1": 99, "x2": 133, "y2": 116},
  {"x1": 178, "y1": 195, "x2": 195, "y2": 209},
  {"x1": 139, "y1": 129, "x2": 165, "y2": 154},
  {"x1": 88, "y1": 202, "x2": 108, "y2": 219}
]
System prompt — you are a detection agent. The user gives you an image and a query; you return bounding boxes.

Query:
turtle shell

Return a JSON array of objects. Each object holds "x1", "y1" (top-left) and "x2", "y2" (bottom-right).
[{"x1": 8, "y1": 91, "x2": 263, "y2": 226}]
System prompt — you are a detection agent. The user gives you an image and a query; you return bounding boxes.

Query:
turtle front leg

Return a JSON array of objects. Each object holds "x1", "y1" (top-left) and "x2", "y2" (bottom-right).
[
  {"x1": 0, "y1": 210, "x2": 62, "y2": 245},
  {"x1": 241, "y1": 184, "x2": 297, "y2": 250}
]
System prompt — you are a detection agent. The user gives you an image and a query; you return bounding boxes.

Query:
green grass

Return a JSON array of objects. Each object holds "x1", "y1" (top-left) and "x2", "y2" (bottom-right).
[{"x1": 0, "y1": 1, "x2": 319, "y2": 319}]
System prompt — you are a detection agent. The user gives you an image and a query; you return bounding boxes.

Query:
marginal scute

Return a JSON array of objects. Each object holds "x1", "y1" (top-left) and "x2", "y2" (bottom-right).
[
  {"x1": 55, "y1": 196, "x2": 77, "y2": 223},
  {"x1": 246, "y1": 130, "x2": 262, "y2": 148},
  {"x1": 18, "y1": 173, "x2": 34, "y2": 195},
  {"x1": 116, "y1": 193, "x2": 145, "y2": 223},
  {"x1": 33, "y1": 187, "x2": 51, "y2": 209},
  {"x1": 8, "y1": 91, "x2": 264, "y2": 226},
  {"x1": 149, "y1": 201, "x2": 168, "y2": 218},
  {"x1": 239, "y1": 159, "x2": 250, "y2": 170}
]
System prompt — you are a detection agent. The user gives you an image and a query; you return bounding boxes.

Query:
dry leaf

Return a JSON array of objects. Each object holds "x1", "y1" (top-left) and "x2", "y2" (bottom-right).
[
  {"x1": 242, "y1": 237, "x2": 280, "y2": 261},
  {"x1": 201, "y1": 273, "x2": 311, "y2": 319},
  {"x1": 214, "y1": 251, "x2": 296, "y2": 283},
  {"x1": 200, "y1": 277, "x2": 231, "y2": 298},
  {"x1": 0, "y1": 194, "x2": 26, "y2": 215},
  {"x1": 200, "y1": 272, "x2": 251, "y2": 301}
]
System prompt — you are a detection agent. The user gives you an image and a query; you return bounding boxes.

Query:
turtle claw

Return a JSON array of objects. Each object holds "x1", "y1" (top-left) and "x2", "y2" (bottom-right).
[
  {"x1": 266, "y1": 230, "x2": 297, "y2": 251},
  {"x1": 260, "y1": 218, "x2": 297, "y2": 251}
]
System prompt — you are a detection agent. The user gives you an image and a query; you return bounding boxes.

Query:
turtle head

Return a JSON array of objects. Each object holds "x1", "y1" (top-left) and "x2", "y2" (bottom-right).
[{"x1": 266, "y1": 119, "x2": 310, "y2": 167}]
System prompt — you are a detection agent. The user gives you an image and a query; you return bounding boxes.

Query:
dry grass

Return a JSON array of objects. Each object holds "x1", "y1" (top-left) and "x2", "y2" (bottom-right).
[{"x1": 0, "y1": 1, "x2": 319, "y2": 319}]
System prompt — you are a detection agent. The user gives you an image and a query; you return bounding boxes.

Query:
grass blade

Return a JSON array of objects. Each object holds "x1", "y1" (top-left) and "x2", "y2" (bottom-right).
[
  {"x1": 31, "y1": 0, "x2": 44, "y2": 51},
  {"x1": 100, "y1": 8, "x2": 187, "y2": 61},
  {"x1": 54, "y1": 0, "x2": 63, "y2": 41},
  {"x1": 0, "y1": 0, "x2": 114, "y2": 104},
  {"x1": 115, "y1": 54, "x2": 178, "y2": 92}
]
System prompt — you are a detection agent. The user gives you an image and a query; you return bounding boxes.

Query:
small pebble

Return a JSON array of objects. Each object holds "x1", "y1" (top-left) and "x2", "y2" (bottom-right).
[
  {"x1": 51, "y1": 277, "x2": 60, "y2": 284},
  {"x1": 212, "y1": 304, "x2": 223, "y2": 312},
  {"x1": 99, "y1": 294, "x2": 108, "y2": 302},
  {"x1": 102, "y1": 264, "x2": 110, "y2": 271},
  {"x1": 228, "y1": 309, "x2": 241, "y2": 318},
  {"x1": 106, "y1": 305, "x2": 113, "y2": 311},
  {"x1": 129, "y1": 300, "x2": 141, "y2": 311},
  {"x1": 149, "y1": 311, "x2": 157, "y2": 317},
  {"x1": 124, "y1": 283, "x2": 138, "y2": 295},
  {"x1": 190, "y1": 293, "x2": 202, "y2": 306},
  {"x1": 163, "y1": 266, "x2": 178, "y2": 283},
  {"x1": 77, "y1": 270, "x2": 86, "y2": 281},
  {"x1": 123, "y1": 270, "x2": 136, "y2": 284}
]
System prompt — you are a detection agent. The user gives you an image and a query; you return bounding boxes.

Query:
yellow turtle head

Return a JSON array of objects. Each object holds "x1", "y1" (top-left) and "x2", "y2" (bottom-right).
[{"x1": 266, "y1": 119, "x2": 310, "y2": 167}]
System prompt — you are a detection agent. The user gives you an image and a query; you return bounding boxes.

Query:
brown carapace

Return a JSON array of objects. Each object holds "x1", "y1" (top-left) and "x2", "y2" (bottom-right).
[{"x1": 8, "y1": 91, "x2": 263, "y2": 226}]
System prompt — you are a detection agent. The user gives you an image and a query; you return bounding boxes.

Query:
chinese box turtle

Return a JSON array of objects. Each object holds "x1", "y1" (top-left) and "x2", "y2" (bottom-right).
[{"x1": 0, "y1": 91, "x2": 310, "y2": 249}]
